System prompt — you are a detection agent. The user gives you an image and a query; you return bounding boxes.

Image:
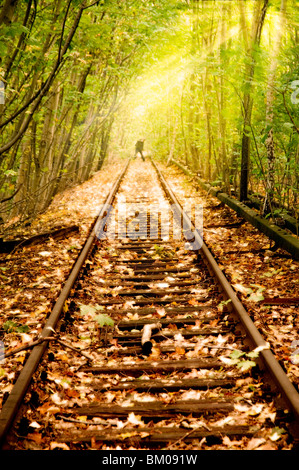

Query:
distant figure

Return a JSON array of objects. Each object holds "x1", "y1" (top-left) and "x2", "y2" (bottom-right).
[{"x1": 135, "y1": 139, "x2": 145, "y2": 161}]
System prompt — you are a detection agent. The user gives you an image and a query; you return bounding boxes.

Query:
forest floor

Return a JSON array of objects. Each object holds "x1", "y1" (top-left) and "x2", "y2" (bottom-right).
[
  {"x1": 0, "y1": 156, "x2": 125, "y2": 396},
  {"x1": 157, "y1": 161, "x2": 299, "y2": 387},
  {"x1": 0, "y1": 156, "x2": 298, "y2": 451}
]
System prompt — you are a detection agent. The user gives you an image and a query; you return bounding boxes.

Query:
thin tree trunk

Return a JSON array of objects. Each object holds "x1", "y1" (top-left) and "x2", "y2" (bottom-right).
[
  {"x1": 202, "y1": 71, "x2": 213, "y2": 181},
  {"x1": 0, "y1": 0, "x2": 18, "y2": 25},
  {"x1": 167, "y1": 116, "x2": 178, "y2": 166},
  {"x1": 0, "y1": 1, "x2": 86, "y2": 156},
  {"x1": 263, "y1": 0, "x2": 287, "y2": 216},
  {"x1": 239, "y1": 0, "x2": 269, "y2": 201}
]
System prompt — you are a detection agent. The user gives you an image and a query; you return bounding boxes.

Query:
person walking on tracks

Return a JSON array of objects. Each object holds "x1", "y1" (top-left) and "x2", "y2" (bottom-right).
[{"x1": 135, "y1": 139, "x2": 145, "y2": 161}]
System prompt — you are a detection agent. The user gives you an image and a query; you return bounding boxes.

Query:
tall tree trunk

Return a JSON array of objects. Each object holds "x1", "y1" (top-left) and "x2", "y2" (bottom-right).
[
  {"x1": 239, "y1": 0, "x2": 269, "y2": 201},
  {"x1": 202, "y1": 69, "x2": 213, "y2": 181},
  {"x1": 215, "y1": 1, "x2": 229, "y2": 190},
  {"x1": 0, "y1": 0, "x2": 18, "y2": 25},
  {"x1": 3, "y1": 0, "x2": 34, "y2": 81},
  {"x1": 36, "y1": 87, "x2": 60, "y2": 209},
  {"x1": 263, "y1": 0, "x2": 287, "y2": 216},
  {"x1": 167, "y1": 116, "x2": 178, "y2": 166},
  {"x1": 0, "y1": 0, "x2": 86, "y2": 156},
  {"x1": 11, "y1": 137, "x2": 30, "y2": 218}
]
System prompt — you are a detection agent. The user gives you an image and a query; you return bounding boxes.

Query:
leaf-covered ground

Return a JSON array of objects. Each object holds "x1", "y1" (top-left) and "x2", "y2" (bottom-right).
[
  {"x1": 0, "y1": 158, "x2": 125, "y2": 394},
  {"x1": 0, "y1": 157, "x2": 298, "y2": 451},
  {"x1": 157, "y1": 162, "x2": 299, "y2": 389}
]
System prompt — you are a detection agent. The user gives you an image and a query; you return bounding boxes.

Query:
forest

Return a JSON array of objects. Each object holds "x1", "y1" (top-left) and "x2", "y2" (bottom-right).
[
  {"x1": 1, "y1": 1, "x2": 299, "y2": 452},
  {"x1": 0, "y1": 0, "x2": 298, "y2": 231}
]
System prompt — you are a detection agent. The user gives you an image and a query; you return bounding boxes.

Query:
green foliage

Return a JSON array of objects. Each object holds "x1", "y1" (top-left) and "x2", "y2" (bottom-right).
[
  {"x1": 3, "y1": 321, "x2": 30, "y2": 334},
  {"x1": 228, "y1": 349, "x2": 259, "y2": 372},
  {"x1": 79, "y1": 304, "x2": 114, "y2": 328},
  {"x1": 0, "y1": 0, "x2": 182, "y2": 221},
  {"x1": 0, "y1": 0, "x2": 298, "y2": 221},
  {"x1": 227, "y1": 342, "x2": 270, "y2": 372},
  {"x1": 112, "y1": 0, "x2": 298, "y2": 213},
  {"x1": 95, "y1": 314, "x2": 114, "y2": 328}
]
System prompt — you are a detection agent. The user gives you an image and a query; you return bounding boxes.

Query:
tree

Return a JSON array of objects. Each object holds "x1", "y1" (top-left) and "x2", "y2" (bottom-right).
[
  {"x1": 263, "y1": 0, "x2": 287, "y2": 216},
  {"x1": 0, "y1": 0, "x2": 181, "y2": 224},
  {"x1": 239, "y1": 0, "x2": 269, "y2": 202}
]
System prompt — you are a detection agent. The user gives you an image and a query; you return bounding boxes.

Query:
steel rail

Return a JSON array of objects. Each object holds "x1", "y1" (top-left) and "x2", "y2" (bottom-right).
[
  {"x1": 0, "y1": 159, "x2": 130, "y2": 447},
  {"x1": 152, "y1": 159, "x2": 299, "y2": 428}
]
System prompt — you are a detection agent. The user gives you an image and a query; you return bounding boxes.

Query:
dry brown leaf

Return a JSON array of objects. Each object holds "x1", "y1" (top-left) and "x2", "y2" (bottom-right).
[
  {"x1": 27, "y1": 433, "x2": 43, "y2": 445},
  {"x1": 246, "y1": 437, "x2": 266, "y2": 450},
  {"x1": 149, "y1": 346, "x2": 161, "y2": 359},
  {"x1": 127, "y1": 412, "x2": 145, "y2": 426},
  {"x1": 50, "y1": 442, "x2": 70, "y2": 450},
  {"x1": 66, "y1": 389, "x2": 80, "y2": 399},
  {"x1": 156, "y1": 307, "x2": 166, "y2": 318},
  {"x1": 37, "y1": 404, "x2": 61, "y2": 415},
  {"x1": 175, "y1": 346, "x2": 185, "y2": 355}
]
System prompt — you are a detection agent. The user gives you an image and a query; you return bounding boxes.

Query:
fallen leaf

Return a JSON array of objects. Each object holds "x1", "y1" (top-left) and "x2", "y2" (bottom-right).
[
  {"x1": 27, "y1": 432, "x2": 43, "y2": 444},
  {"x1": 246, "y1": 437, "x2": 266, "y2": 450},
  {"x1": 233, "y1": 283, "x2": 252, "y2": 295},
  {"x1": 127, "y1": 412, "x2": 145, "y2": 426},
  {"x1": 156, "y1": 307, "x2": 166, "y2": 318},
  {"x1": 270, "y1": 427, "x2": 286, "y2": 441},
  {"x1": 66, "y1": 389, "x2": 80, "y2": 398},
  {"x1": 119, "y1": 431, "x2": 138, "y2": 440},
  {"x1": 29, "y1": 421, "x2": 41, "y2": 429},
  {"x1": 39, "y1": 251, "x2": 52, "y2": 257},
  {"x1": 50, "y1": 442, "x2": 70, "y2": 450},
  {"x1": 37, "y1": 404, "x2": 61, "y2": 415},
  {"x1": 222, "y1": 435, "x2": 242, "y2": 447},
  {"x1": 78, "y1": 415, "x2": 88, "y2": 422}
]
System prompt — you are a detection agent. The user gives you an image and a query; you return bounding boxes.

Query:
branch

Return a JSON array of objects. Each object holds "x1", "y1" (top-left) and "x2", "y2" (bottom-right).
[
  {"x1": 82, "y1": 0, "x2": 101, "y2": 9},
  {"x1": 4, "y1": 336, "x2": 93, "y2": 361},
  {"x1": 57, "y1": 0, "x2": 73, "y2": 63},
  {"x1": 0, "y1": 184, "x2": 22, "y2": 204},
  {"x1": 0, "y1": 1, "x2": 87, "y2": 155}
]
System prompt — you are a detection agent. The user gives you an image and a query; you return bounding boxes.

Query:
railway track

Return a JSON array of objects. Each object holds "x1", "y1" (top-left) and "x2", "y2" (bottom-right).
[{"x1": 0, "y1": 158, "x2": 298, "y2": 451}]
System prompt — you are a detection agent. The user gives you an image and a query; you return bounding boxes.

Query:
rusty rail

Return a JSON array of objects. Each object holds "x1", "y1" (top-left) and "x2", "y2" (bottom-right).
[
  {"x1": 169, "y1": 158, "x2": 299, "y2": 260},
  {"x1": 1, "y1": 157, "x2": 299, "y2": 449},
  {"x1": 152, "y1": 159, "x2": 299, "y2": 428}
]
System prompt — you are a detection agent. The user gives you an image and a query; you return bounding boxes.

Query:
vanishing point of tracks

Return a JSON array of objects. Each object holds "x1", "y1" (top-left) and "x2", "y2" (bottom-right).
[{"x1": 0, "y1": 159, "x2": 298, "y2": 450}]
